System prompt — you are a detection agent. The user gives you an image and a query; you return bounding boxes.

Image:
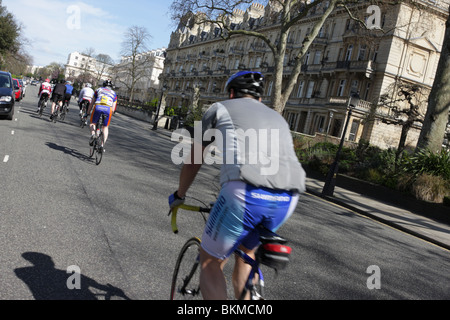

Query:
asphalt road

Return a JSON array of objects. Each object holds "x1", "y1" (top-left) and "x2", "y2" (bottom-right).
[{"x1": 1, "y1": 85, "x2": 449, "y2": 300}]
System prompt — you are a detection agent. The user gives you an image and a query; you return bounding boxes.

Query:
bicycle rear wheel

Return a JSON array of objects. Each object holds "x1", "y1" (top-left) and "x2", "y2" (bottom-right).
[
  {"x1": 95, "y1": 133, "x2": 104, "y2": 165},
  {"x1": 38, "y1": 100, "x2": 44, "y2": 117},
  {"x1": 170, "y1": 237, "x2": 202, "y2": 300},
  {"x1": 52, "y1": 110, "x2": 58, "y2": 123},
  {"x1": 60, "y1": 105, "x2": 66, "y2": 121}
]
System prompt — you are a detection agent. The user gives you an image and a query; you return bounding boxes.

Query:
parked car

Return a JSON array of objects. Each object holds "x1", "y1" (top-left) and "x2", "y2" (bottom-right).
[
  {"x1": 0, "y1": 71, "x2": 15, "y2": 120},
  {"x1": 19, "y1": 79, "x2": 26, "y2": 97},
  {"x1": 13, "y1": 78, "x2": 22, "y2": 101}
]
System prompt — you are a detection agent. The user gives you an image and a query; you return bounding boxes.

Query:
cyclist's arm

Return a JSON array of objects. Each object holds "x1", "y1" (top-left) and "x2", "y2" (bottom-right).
[{"x1": 177, "y1": 142, "x2": 205, "y2": 198}]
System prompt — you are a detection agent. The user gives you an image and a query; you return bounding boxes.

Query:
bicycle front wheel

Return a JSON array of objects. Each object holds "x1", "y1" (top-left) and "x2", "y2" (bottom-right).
[{"x1": 170, "y1": 237, "x2": 202, "y2": 300}]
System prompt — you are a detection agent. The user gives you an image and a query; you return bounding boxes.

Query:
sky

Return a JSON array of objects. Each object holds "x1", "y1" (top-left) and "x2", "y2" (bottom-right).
[{"x1": 3, "y1": 0, "x2": 175, "y2": 67}]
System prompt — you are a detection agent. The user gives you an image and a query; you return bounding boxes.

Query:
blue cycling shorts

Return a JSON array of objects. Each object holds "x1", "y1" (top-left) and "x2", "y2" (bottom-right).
[
  {"x1": 201, "y1": 181, "x2": 298, "y2": 260},
  {"x1": 90, "y1": 104, "x2": 113, "y2": 127}
]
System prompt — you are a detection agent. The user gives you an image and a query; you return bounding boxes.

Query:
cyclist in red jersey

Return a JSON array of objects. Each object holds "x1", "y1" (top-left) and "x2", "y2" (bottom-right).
[{"x1": 37, "y1": 79, "x2": 52, "y2": 112}]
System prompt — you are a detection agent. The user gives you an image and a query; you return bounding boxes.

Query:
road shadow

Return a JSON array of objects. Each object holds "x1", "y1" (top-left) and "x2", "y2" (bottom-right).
[
  {"x1": 45, "y1": 142, "x2": 93, "y2": 164},
  {"x1": 14, "y1": 252, "x2": 131, "y2": 300}
]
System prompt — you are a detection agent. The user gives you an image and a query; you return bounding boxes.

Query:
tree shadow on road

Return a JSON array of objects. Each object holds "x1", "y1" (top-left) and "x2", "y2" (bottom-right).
[
  {"x1": 45, "y1": 142, "x2": 94, "y2": 164},
  {"x1": 14, "y1": 252, "x2": 131, "y2": 300}
]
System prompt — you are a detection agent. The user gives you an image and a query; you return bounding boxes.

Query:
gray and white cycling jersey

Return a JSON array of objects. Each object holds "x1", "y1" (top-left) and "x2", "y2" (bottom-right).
[{"x1": 198, "y1": 97, "x2": 306, "y2": 193}]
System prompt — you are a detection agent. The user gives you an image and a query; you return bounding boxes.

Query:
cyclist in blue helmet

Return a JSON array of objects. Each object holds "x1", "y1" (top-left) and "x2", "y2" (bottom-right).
[
  {"x1": 64, "y1": 81, "x2": 74, "y2": 111},
  {"x1": 169, "y1": 70, "x2": 306, "y2": 299}
]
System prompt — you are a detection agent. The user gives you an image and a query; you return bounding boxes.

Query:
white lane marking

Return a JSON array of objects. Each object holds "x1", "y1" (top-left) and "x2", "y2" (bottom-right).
[{"x1": 3, "y1": 155, "x2": 9, "y2": 163}]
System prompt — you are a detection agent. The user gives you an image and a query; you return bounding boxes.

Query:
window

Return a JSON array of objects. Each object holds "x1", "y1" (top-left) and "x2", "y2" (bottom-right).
[
  {"x1": 358, "y1": 45, "x2": 367, "y2": 60},
  {"x1": 314, "y1": 51, "x2": 322, "y2": 64},
  {"x1": 304, "y1": 51, "x2": 310, "y2": 65},
  {"x1": 255, "y1": 57, "x2": 262, "y2": 68},
  {"x1": 287, "y1": 112, "x2": 300, "y2": 131},
  {"x1": 319, "y1": 26, "x2": 325, "y2": 38},
  {"x1": 314, "y1": 115, "x2": 326, "y2": 133},
  {"x1": 351, "y1": 80, "x2": 359, "y2": 93},
  {"x1": 327, "y1": 80, "x2": 335, "y2": 97},
  {"x1": 337, "y1": 79, "x2": 346, "y2": 96},
  {"x1": 345, "y1": 45, "x2": 353, "y2": 61},
  {"x1": 372, "y1": 46, "x2": 379, "y2": 62},
  {"x1": 349, "y1": 120, "x2": 360, "y2": 141},
  {"x1": 364, "y1": 82, "x2": 371, "y2": 100},
  {"x1": 296, "y1": 81, "x2": 304, "y2": 98},
  {"x1": 306, "y1": 81, "x2": 315, "y2": 98}
]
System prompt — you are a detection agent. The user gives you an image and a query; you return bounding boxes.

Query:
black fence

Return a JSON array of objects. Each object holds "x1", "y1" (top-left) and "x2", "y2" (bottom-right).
[{"x1": 117, "y1": 98, "x2": 156, "y2": 113}]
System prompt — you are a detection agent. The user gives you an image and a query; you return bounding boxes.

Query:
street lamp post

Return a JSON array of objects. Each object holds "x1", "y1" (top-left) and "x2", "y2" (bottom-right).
[
  {"x1": 321, "y1": 92, "x2": 360, "y2": 197},
  {"x1": 152, "y1": 85, "x2": 167, "y2": 131}
]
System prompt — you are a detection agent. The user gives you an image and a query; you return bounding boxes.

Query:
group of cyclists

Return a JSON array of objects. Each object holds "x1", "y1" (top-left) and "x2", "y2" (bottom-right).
[
  {"x1": 36, "y1": 70, "x2": 305, "y2": 300},
  {"x1": 37, "y1": 78, "x2": 118, "y2": 151}
]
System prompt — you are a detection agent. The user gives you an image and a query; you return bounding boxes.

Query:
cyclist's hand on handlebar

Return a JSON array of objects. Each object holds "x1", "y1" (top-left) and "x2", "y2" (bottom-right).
[{"x1": 168, "y1": 191, "x2": 185, "y2": 209}]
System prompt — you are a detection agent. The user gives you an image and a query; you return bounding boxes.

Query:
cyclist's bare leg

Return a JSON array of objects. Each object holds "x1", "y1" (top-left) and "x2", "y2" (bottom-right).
[
  {"x1": 199, "y1": 248, "x2": 228, "y2": 300},
  {"x1": 89, "y1": 123, "x2": 96, "y2": 137},
  {"x1": 232, "y1": 245, "x2": 257, "y2": 300},
  {"x1": 102, "y1": 126, "x2": 109, "y2": 146}
]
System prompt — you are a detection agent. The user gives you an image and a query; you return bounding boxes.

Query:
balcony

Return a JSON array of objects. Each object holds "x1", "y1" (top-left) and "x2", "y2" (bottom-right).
[
  {"x1": 335, "y1": 60, "x2": 376, "y2": 77},
  {"x1": 327, "y1": 96, "x2": 372, "y2": 112}
]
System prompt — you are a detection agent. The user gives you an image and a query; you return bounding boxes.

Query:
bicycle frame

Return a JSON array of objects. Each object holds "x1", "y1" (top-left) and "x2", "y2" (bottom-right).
[
  {"x1": 234, "y1": 248, "x2": 265, "y2": 300},
  {"x1": 170, "y1": 203, "x2": 266, "y2": 300}
]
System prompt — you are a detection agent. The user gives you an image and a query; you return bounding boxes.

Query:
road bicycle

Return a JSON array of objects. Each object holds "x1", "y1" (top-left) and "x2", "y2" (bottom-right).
[
  {"x1": 51, "y1": 98, "x2": 64, "y2": 123},
  {"x1": 59, "y1": 99, "x2": 70, "y2": 122},
  {"x1": 37, "y1": 93, "x2": 50, "y2": 118},
  {"x1": 89, "y1": 113, "x2": 106, "y2": 165},
  {"x1": 79, "y1": 99, "x2": 90, "y2": 128},
  {"x1": 169, "y1": 201, "x2": 292, "y2": 300}
]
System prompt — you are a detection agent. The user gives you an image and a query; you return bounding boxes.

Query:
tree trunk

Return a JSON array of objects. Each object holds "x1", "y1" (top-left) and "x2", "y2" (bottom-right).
[{"x1": 416, "y1": 7, "x2": 450, "y2": 153}]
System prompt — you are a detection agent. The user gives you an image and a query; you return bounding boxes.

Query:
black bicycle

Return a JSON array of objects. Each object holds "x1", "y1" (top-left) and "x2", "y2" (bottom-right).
[
  {"x1": 169, "y1": 202, "x2": 292, "y2": 300},
  {"x1": 37, "y1": 93, "x2": 50, "y2": 118},
  {"x1": 51, "y1": 95, "x2": 64, "y2": 123},
  {"x1": 60, "y1": 98, "x2": 70, "y2": 122},
  {"x1": 79, "y1": 99, "x2": 90, "y2": 128},
  {"x1": 89, "y1": 113, "x2": 106, "y2": 165}
]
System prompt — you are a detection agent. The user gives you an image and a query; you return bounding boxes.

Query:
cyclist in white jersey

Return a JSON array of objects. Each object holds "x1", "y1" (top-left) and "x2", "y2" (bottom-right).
[
  {"x1": 78, "y1": 83, "x2": 95, "y2": 116},
  {"x1": 169, "y1": 71, "x2": 306, "y2": 300}
]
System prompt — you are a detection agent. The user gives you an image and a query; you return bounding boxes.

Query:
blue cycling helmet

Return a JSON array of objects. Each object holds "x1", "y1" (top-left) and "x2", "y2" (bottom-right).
[{"x1": 225, "y1": 71, "x2": 264, "y2": 98}]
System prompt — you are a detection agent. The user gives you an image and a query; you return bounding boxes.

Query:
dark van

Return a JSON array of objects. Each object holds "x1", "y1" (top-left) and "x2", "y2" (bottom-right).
[{"x1": 0, "y1": 71, "x2": 15, "y2": 120}]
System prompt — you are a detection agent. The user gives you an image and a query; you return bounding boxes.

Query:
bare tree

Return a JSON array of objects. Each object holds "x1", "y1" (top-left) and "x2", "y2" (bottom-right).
[
  {"x1": 169, "y1": 0, "x2": 402, "y2": 114},
  {"x1": 94, "y1": 53, "x2": 114, "y2": 84},
  {"x1": 416, "y1": 5, "x2": 450, "y2": 154},
  {"x1": 114, "y1": 26, "x2": 153, "y2": 102},
  {"x1": 46, "y1": 62, "x2": 66, "y2": 81},
  {"x1": 78, "y1": 47, "x2": 96, "y2": 84},
  {"x1": 377, "y1": 80, "x2": 428, "y2": 163}
]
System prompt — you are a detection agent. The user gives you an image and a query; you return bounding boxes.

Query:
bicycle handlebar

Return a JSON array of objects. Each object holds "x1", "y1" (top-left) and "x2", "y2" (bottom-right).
[{"x1": 169, "y1": 204, "x2": 210, "y2": 234}]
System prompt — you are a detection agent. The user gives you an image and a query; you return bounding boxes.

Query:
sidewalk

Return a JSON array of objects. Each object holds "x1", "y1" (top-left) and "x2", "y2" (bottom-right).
[
  {"x1": 149, "y1": 126, "x2": 450, "y2": 251},
  {"x1": 305, "y1": 177, "x2": 450, "y2": 251}
]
